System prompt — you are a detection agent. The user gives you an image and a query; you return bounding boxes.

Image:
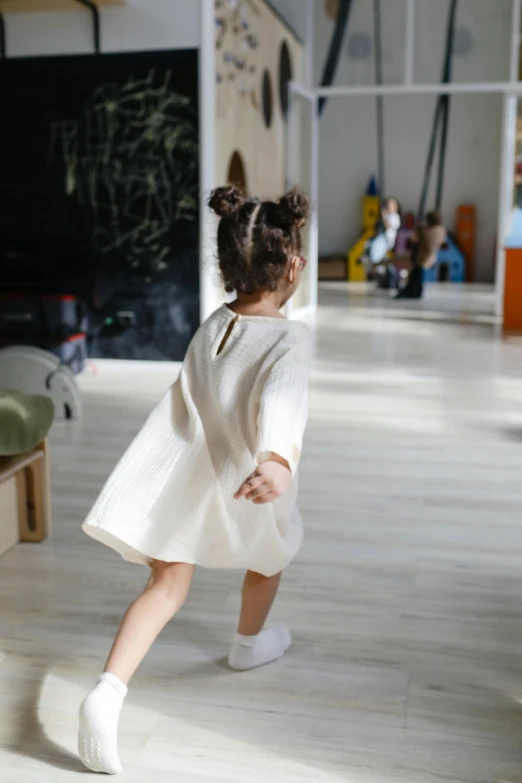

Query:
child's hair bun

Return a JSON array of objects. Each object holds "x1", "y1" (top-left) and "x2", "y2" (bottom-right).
[
  {"x1": 278, "y1": 187, "x2": 311, "y2": 227},
  {"x1": 208, "y1": 186, "x2": 246, "y2": 218}
]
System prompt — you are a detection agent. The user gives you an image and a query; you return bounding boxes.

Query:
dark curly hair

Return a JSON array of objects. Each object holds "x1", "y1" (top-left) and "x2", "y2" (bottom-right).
[
  {"x1": 426, "y1": 209, "x2": 442, "y2": 227},
  {"x1": 208, "y1": 186, "x2": 311, "y2": 295}
]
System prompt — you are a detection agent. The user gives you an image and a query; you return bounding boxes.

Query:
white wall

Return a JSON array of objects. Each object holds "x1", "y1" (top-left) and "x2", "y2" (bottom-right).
[
  {"x1": 268, "y1": 0, "x2": 309, "y2": 43},
  {"x1": 315, "y1": 0, "x2": 512, "y2": 282},
  {"x1": 4, "y1": 0, "x2": 200, "y2": 57}
]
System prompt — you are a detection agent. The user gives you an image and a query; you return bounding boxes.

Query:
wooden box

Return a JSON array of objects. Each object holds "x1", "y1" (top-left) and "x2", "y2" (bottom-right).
[
  {"x1": 0, "y1": 441, "x2": 51, "y2": 558},
  {"x1": 319, "y1": 255, "x2": 347, "y2": 281},
  {"x1": 0, "y1": 475, "x2": 19, "y2": 558}
]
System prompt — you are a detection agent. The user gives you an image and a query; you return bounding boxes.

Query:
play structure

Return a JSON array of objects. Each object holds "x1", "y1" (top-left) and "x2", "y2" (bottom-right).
[
  {"x1": 214, "y1": 0, "x2": 316, "y2": 318},
  {"x1": 424, "y1": 237, "x2": 465, "y2": 283},
  {"x1": 347, "y1": 177, "x2": 381, "y2": 283},
  {"x1": 0, "y1": 346, "x2": 82, "y2": 420},
  {"x1": 335, "y1": 0, "x2": 474, "y2": 288},
  {"x1": 0, "y1": 390, "x2": 54, "y2": 558},
  {"x1": 285, "y1": 0, "x2": 520, "y2": 321},
  {"x1": 215, "y1": 0, "x2": 303, "y2": 198},
  {"x1": 394, "y1": 221, "x2": 415, "y2": 258},
  {"x1": 345, "y1": 177, "x2": 470, "y2": 285}
]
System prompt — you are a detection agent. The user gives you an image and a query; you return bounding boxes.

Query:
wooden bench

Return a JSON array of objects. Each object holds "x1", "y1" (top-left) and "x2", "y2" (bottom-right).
[{"x1": 0, "y1": 440, "x2": 51, "y2": 557}]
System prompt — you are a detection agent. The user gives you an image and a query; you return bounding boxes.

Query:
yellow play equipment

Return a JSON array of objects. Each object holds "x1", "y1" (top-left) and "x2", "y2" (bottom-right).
[{"x1": 347, "y1": 190, "x2": 381, "y2": 282}]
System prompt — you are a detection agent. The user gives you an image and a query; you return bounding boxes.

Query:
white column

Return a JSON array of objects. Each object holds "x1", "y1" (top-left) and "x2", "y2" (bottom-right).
[
  {"x1": 285, "y1": 84, "x2": 318, "y2": 318},
  {"x1": 286, "y1": 84, "x2": 296, "y2": 191},
  {"x1": 495, "y1": 94, "x2": 517, "y2": 319},
  {"x1": 404, "y1": 0, "x2": 415, "y2": 85},
  {"x1": 199, "y1": 0, "x2": 218, "y2": 322},
  {"x1": 306, "y1": 0, "x2": 315, "y2": 89},
  {"x1": 309, "y1": 93, "x2": 320, "y2": 312},
  {"x1": 285, "y1": 86, "x2": 296, "y2": 318},
  {"x1": 510, "y1": 0, "x2": 521, "y2": 83}
]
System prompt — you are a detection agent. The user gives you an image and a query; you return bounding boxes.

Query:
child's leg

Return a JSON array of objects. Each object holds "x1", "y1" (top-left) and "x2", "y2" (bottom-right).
[
  {"x1": 79, "y1": 561, "x2": 194, "y2": 775},
  {"x1": 104, "y1": 561, "x2": 194, "y2": 683},
  {"x1": 229, "y1": 570, "x2": 291, "y2": 671},
  {"x1": 237, "y1": 570, "x2": 281, "y2": 636}
]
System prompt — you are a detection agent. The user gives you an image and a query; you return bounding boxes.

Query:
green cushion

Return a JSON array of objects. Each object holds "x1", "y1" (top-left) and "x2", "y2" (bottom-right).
[{"x1": 0, "y1": 391, "x2": 55, "y2": 456}]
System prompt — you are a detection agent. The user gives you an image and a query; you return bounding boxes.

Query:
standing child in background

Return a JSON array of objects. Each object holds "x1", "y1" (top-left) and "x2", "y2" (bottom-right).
[
  {"x1": 364, "y1": 197, "x2": 401, "y2": 269},
  {"x1": 396, "y1": 209, "x2": 447, "y2": 299},
  {"x1": 381, "y1": 198, "x2": 402, "y2": 255},
  {"x1": 361, "y1": 198, "x2": 401, "y2": 282},
  {"x1": 78, "y1": 186, "x2": 312, "y2": 775}
]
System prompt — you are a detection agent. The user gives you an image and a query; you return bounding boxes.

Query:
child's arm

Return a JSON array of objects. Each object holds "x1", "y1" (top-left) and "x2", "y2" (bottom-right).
[
  {"x1": 235, "y1": 336, "x2": 311, "y2": 504},
  {"x1": 234, "y1": 453, "x2": 291, "y2": 505}
]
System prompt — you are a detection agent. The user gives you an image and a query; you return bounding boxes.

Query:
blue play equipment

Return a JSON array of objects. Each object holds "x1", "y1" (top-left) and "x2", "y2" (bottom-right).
[
  {"x1": 423, "y1": 235, "x2": 465, "y2": 283},
  {"x1": 367, "y1": 175, "x2": 379, "y2": 197}
]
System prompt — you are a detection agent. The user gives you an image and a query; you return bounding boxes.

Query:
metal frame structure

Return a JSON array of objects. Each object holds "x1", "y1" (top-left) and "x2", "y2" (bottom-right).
[
  {"x1": 199, "y1": 0, "x2": 218, "y2": 322},
  {"x1": 288, "y1": 0, "x2": 522, "y2": 321},
  {"x1": 286, "y1": 82, "x2": 319, "y2": 320},
  {"x1": 73, "y1": 0, "x2": 101, "y2": 53}
]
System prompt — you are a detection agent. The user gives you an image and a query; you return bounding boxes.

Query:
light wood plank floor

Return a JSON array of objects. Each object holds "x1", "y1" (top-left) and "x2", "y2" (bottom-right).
[{"x1": 1, "y1": 284, "x2": 522, "y2": 782}]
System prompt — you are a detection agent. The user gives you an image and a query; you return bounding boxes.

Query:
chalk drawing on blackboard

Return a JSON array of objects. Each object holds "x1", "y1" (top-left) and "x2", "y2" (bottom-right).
[{"x1": 48, "y1": 68, "x2": 198, "y2": 274}]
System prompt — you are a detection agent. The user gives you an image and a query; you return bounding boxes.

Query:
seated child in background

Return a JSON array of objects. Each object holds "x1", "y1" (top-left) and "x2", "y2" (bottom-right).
[{"x1": 396, "y1": 210, "x2": 447, "y2": 299}]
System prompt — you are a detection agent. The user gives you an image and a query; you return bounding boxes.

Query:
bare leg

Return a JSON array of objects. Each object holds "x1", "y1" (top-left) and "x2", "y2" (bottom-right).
[
  {"x1": 104, "y1": 560, "x2": 194, "y2": 684},
  {"x1": 229, "y1": 570, "x2": 291, "y2": 671},
  {"x1": 79, "y1": 561, "x2": 194, "y2": 774},
  {"x1": 238, "y1": 570, "x2": 281, "y2": 636}
]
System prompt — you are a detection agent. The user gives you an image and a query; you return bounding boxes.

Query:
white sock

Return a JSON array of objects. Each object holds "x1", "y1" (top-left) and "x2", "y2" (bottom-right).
[
  {"x1": 228, "y1": 622, "x2": 292, "y2": 671},
  {"x1": 78, "y1": 672, "x2": 127, "y2": 775}
]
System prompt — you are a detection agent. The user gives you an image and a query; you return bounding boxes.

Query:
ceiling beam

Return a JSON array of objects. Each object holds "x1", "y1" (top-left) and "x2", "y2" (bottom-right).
[{"x1": 0, "y1": 0, "x2": 124, "y2": 12}]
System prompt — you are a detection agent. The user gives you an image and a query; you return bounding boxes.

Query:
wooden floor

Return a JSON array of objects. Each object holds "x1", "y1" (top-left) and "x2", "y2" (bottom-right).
[{"x1": 2, "y1": 284, "x2": 522, "y2": 782}]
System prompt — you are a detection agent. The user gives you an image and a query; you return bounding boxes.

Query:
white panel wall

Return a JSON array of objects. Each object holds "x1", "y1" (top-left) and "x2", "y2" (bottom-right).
[
  {"x1": 267, "y1": 0, "x2": 308, "y2": 42},
  {"x1": 4, "y1": 0, "x2": 200, "y2": 57},
  {"x1": 315, "y1": 0, "x2": 513, "y2": 282}
]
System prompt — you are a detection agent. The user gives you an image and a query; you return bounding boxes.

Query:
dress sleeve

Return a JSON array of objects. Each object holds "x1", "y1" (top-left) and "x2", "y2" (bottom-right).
[{"x1": 255, "y1": 335, "x2": 311, "y2": 475}]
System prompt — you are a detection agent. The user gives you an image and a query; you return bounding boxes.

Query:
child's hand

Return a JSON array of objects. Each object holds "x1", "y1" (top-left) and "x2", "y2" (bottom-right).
[{"x1": 234, "y1": 456, "x2": 291, "y2": 505}]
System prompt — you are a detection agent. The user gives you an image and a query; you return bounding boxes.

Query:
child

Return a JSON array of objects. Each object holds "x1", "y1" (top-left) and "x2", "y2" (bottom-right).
[
  {"x1": 381, "y1": 198, "x2": 402, "y2": 254},
  {"x1": 367, "y1": 197, "x2": 401, "y2": 265},
  {"x1": 78, "y1": 185, "x2": 312, "y2": 775},
  {"x1": 396, "y1": 209, "x2": 447, "y2": 299}
]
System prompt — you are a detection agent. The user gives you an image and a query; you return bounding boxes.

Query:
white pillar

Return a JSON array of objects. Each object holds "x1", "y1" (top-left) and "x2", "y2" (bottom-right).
[
  {"x1": 286, "y1": 85, "x2": 296, "y2": 191},
  {"x1": 495, "y1": 94, "x2": 517, "y2": 319},
  {"x1": 309, "y1": 93, "x2": 320, "y2": 312},
  {"x1": 285, "y1": 87, "x2": 296, "y2": 318},
  {"x1": 286, "y1": 83, "x2": 318, "y2": 318},
  {"x1": 306, "y1": 0, "x2": 315, "y2": 89},
  {"x1": 404, "y1": 0, "x2": 415, "y2": 85},
  {"x1": 199, "y1": 0, "x2": 218, "y2": 322},
  {"x1": 510, "y1": 0, "x2": 521, "y2": 83}
]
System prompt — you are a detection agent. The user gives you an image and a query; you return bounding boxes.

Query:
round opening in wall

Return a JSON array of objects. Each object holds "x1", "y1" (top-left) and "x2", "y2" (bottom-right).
[
  {"x1": 261, "y1": 69, "x2": 273, "y2": 129},
  {"x1": 227, "y1": 150, "x2": 248, "y2": 193},
  {"x1": 278, "y1": 41, "x2": 293, "y2": 121}
]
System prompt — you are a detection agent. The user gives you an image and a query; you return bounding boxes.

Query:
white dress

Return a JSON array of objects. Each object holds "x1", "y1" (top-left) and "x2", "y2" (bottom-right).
[{"x1": 83, "y1": 304, "x2": 311, "y2": 577}]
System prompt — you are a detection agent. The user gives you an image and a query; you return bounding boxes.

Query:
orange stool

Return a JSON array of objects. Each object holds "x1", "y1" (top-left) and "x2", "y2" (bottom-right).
[
  {"x1": 503, "y1": 210, "x2": 522, "y2": 332},
  {"x1": 504, "y1": 247, "x2": 522, "y2": 332},
  {"x1": 456, "y1": 204, "x2": 476, "y2": 283}
]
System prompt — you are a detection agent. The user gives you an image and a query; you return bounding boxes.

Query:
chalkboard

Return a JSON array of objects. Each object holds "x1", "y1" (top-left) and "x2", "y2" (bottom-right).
[{"x1": 0, "y1": 49, "x2": 200, "y2": 361}]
